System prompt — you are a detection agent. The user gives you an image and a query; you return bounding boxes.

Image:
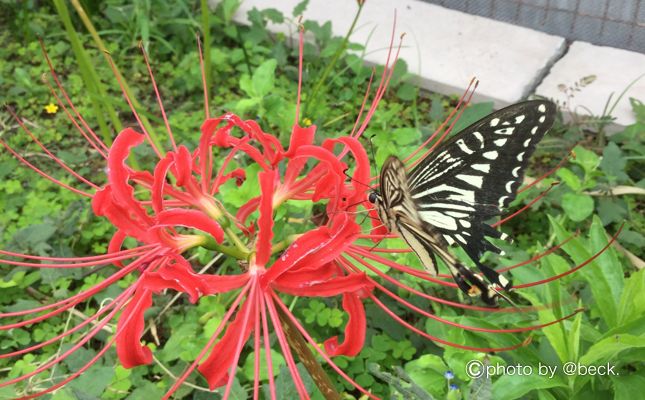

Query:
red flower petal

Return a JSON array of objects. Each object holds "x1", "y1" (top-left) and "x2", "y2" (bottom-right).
[
  {"x1": 198, "y1": 298, "x2": 255, "y2": 389},
  {"x1": 324, "y1": 293, "x2": 367, "y2": 357},
  {"x1": 283, "y1": 124, "x2": 316, "y2": 184},
  {"x1": 107, "y1": 230, "x2": 127, "y2": 268},
  {"x1": 274, "y1": 272, "x2": 372, "y2": 297},
  {"x1": 262, "y1": 214, "x2": 359, "y2": 285},
  {"x1": 152, "y1": 154, "x2": 174, "y2": 213},
  {"x1": 256, "y1": 170, "x2": 276, "y2": 266},
  {"x1": 154, "y1": 209, "x2": 224, "y2": 243},
  {"x1": 116, "y1": 288, "x2": 153, "y2": 368},
  {"x1": 107, "y1": 128, "x2": 152, "y2": 225}
]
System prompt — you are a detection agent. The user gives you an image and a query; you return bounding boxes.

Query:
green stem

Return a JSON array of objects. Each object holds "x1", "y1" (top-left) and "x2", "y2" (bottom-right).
[
  {"x1": 303, "y1": 1, "x2": 364, "y2": 118},
  {"x1": 200, "y1": 0, "x2": 212, "y2": 97},
  {"x1": 201, "y1": 236, "x2": 246, "y2": 260}
]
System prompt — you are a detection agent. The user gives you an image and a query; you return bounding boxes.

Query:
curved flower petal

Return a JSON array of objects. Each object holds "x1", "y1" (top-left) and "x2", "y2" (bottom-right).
[
  {"x1": 262, "y1": 214, "x2": 359, "y2": 285},
  {"x1": 198, "y1": 298, "x2": 255, "y2": 389},
  {"x1": 116, "y1": 288, "x2": 153, "y2": 368},
  {"x1": 324, "y1": 293, "x2": 367, "y2": 357},
  {"x1": 274, "y1": 272, "x2": 373, "y2": 297},
  {"x1": 256, "y1": 170, "x2": 276, "y2": 266},
  {"x1": 154, "y1": 209, "x2": 224, "y2": 243},
  {"x1": 107, "y1": 128, "x2": 152, "y2": 225},
  {"x1": 151, "y1": 153, "x2": 174, "y2": 213}
]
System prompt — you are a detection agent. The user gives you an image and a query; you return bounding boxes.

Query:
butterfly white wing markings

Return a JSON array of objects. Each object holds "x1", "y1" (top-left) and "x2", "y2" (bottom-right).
[
  {"x1": 407, "y1": 100, "x2": 556, "y2": 291},
  {"x1": 372, "y1": 157, "x2": 498, "y2": 304}
]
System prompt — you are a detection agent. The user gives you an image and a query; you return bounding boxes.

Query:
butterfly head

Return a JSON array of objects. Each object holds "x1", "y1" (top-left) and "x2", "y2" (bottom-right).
[{"x1": 367, "y1": 191, "x2": 380, "y2": 204}]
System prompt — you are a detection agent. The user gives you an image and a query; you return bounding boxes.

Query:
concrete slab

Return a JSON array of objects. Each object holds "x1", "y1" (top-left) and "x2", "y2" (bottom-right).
[
  {"x1": 536, "y1": 41, "x2": 645, "y2": 128},
  {"x1": 232, "y1": 0, "x2": 566, "y2": 107}
]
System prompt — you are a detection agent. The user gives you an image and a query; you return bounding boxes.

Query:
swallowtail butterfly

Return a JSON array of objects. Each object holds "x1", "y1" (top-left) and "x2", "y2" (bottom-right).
[{"x1": 368, "y1": 100, "x2": 556, "y2": 304}]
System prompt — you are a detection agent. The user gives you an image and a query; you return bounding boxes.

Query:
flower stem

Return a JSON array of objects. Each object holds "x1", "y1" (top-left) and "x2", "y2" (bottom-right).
[
  {"x1": 276, "y1": 304, "x2": 341, "y2": 400},
  {"x1": 200, "y1": 0, "x2": 212, "y2": 96}
]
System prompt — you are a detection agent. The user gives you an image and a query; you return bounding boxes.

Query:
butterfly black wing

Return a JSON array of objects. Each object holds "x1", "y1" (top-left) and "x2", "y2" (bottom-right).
[{"x1": 407, "y1": 100, "x2": 556, "y2": 285}]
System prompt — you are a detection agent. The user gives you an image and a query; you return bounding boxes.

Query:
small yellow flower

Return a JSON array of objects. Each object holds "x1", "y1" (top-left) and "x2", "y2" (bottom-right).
[
  {"x1": 302, "y1": 117, "x2": 312, "y2": 127},
  {"x1": 44, "y1": 103, "x2": 59, "y2": 114}
]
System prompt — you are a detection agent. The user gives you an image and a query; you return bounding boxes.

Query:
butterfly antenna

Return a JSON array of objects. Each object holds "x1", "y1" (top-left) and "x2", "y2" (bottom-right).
[
  {"x1": 342, "y1": 168, "x2": 373, "y2": 190},
  {"x1": 367, "y1": 134, "x2": 378, "y2": 179}
]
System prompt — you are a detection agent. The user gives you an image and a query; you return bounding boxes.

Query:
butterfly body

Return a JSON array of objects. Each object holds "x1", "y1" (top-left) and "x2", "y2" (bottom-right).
[{"x1": 368, "y1": 100, "x2": 556, "y2": 304}]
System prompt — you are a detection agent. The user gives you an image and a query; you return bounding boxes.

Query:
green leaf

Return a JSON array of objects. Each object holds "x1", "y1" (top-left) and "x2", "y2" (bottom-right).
[
  {"x1": 68, "y1": 365, "x2": 114, "y2": 398},
  {"x1": 600, "y1": 142, "x2": 628, "y2": 182},
  {"x1": 561, "y1": 193, "x2": 594, "y2": 221},
  {"x1": 492, "y1": 374, "x2": 567, "y2": 400},
  {"x1": 242, "y1": 348, "x2": 286, "y2": 381},
  {"x1": 292, "y1": 0, "x2": 310, "y2": 17},
  {"x1": 571, "y1": 146, "x2": 600, "y2": 173},
  {"x1": 127, "y1": 381, "x2": 165, "y2": 399},
  {"x1": 556, "y1": 168, "x2": 582, "y2": 191},
  {"x1": 392, "y1": 127, "x2": 421, "y2": 146},
  {"x1": 405, "y1": 354, "x2": 448, "y2": 397},
  {"x1": 580, "y1": 334, "x2": 645, "y2": 365},
  {"x1": 617, "y1": 269, "x2": 645, "y2": 326},
  {"x1": 550, "y1": 216, "x2": 620, "y2": 328},
  {"x1": 252, "y1": 59, "x2": 277, "y2": 97},
  {"x1": 262, "y1": 8, "x2": 284, "y2": 23},
  {"x1": 630, "y1": 97, "x2": 645, "y2": 123},
  {"x1": 396, "y1": 82, "x2": 417, "y2": 101},
  {"x1": 613, "y1": 374, "x2": 645, "y2": 400}
]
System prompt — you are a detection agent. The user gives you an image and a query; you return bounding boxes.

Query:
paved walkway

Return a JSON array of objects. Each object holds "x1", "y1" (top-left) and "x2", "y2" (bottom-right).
[{"x1": 233, "y1": 0, "x2": 645, "y2": 128}]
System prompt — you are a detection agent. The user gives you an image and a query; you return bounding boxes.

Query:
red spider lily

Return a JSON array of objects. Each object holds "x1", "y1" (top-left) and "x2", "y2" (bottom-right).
[{"x1": 1, "y1": 17, "x2": 621, "y2": 400}]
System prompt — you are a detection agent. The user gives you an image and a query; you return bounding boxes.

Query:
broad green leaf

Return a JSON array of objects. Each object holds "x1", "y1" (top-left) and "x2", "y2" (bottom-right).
[
  {"x1": 522, "y1": 291, "x2": 568, "y2": 363},
  {"x1": 580, "y1": 334, "x2": 645, "y2": 365},
  {"x1": 292, "y1": 0, "x2": 310, "y2": 17},
  {"x1": 404, "y1": 354, "x2": 448, "y2": 398},
  {"x1": 561, "y1": 193, "x2": 594, "y2": 222},
  {"x1": 550, "y1": 216, "x2": 620, "y2": 328},
  {"x1": 570, "y1": 145, "x2": 600, "y2": 173},
  {"x1": 612, "y1": 374, "x2": 645, "y2": 400},
  {"x1": 617, "y1": 269, "x2": 645, "y2": 326},
  {"x1": 252, "y1": 59, "x2": 277, "y2": 97},
  {"x1": 589, "y1": 215, "x2": 624, "y2": 309},
  {"x1": 600, "y1": 142, "x2": 628, "y2": 182},
  {"x1": 68, "y1": 365, "x2": 114, "y2": 397},
  {"x1": 243, "y1": 348, "x2": 286, "y2": 381},
  {"x1": 492, "y1": 373, "x2": 567, "y2": 400},
  {"x1": 556, "y1": 168, "x2": 582, "y2": 191}
]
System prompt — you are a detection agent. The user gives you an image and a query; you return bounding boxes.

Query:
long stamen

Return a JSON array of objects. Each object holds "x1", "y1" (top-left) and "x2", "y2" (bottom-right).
[
  {"x1": 39, "y1": 40, "x2": 110, "y2": 154},
  {"x1": 264, "y1": 291, "x2": 310, "y2": 399},
  {"x1": 104, "y1": 52, "x2": 163, "y2": 159},
  {"x1": 493, "y1": 182, "x2": 559, "y2": 227},
  {"x1": 403, "y1": 77, "x2": 478, "y2": 164},
  {"x1": 272, "y1": 292, "x2": 379, "y2": 400},
  {"x1": 0, "y1": 139, "x2": 91, "y2": 197},
  {"x1": 197, "y1": 34, "x2": 210, "y2": 120},
  {"x1": 139, "y1": 42, "x2": 177, "y2": 152},
  {"x1": 343, "y1": 253, "x2": 538, "y2": 313},
  {"x1": 496, "y1": 232, "x2": 579, "y2": 273},
  {"x1": 514, "y1": 226, "x2": 622, "y2": 289},
  {"x1": 163, "y1": 283, "x2": 251, "y2": 399},
  {"x1": 370, "y1": 293, "x2": 531, "y2": 352}
]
